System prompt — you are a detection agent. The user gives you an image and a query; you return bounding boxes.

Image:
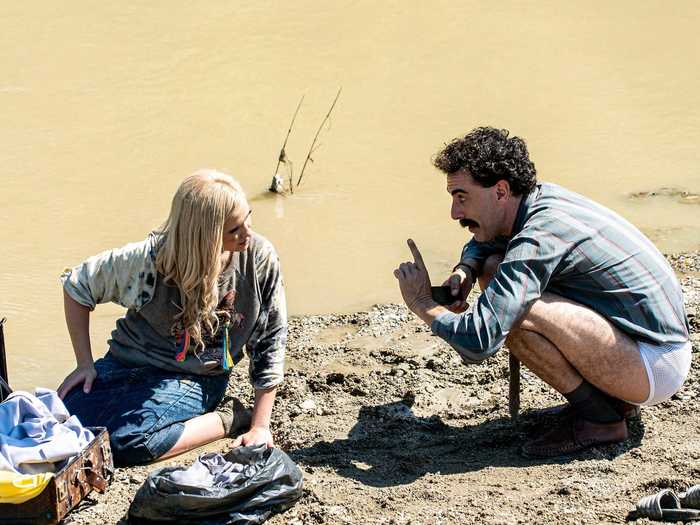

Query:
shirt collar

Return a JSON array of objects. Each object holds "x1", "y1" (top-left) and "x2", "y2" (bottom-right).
[{"x1": 509, "y1": 184, "x2": 540, "y2": 238}]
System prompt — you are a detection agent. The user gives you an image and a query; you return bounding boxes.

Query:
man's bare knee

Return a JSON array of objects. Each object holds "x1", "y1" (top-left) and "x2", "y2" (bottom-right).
[
  {"x1": 514, "y1": 293, "x2": 561, "y2": 332},
  {"x1": 505, "y1": 329, "x2": 524, "y2": 358},
  {"x1": 506, "y1": 327, "x2": 539, "y2": 360},
  {"x1": 478, "y1": 254, "x2": 505, "y2": 289},
  {"x1": 505, "y1": 327, "x2": 524, "y2": 348}
]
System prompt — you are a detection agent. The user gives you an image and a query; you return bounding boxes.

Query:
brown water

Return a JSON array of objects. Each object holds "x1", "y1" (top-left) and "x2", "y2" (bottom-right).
[{"x1": 2, "y1": 2, "x2": 699, "y2": 390}]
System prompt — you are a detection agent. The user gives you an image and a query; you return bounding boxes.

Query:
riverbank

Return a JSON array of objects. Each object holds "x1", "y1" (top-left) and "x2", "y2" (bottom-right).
[{"x1": 66, "y1": 252, "x2": 700, "y2": 525}]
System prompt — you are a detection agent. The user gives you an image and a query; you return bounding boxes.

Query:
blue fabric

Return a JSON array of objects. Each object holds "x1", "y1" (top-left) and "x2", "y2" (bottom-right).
[{"x1": 63, "y1": 353, "x2": 229, "y2": 466}]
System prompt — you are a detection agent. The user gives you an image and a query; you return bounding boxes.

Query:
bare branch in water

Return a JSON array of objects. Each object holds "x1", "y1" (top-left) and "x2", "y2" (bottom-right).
[
  {"x1": 296, "y1": 88, "x2": 342, "y2": 189},
  {"x1": 287, "y1": 158, "x2": 295, "y2": 195},
  {"x1": 270, "y1": 95, "x2": 304, "y2": 193}
]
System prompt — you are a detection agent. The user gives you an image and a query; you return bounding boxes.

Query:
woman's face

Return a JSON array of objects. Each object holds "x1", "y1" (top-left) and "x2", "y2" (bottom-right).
[{"x1": 222, "y1": 200, "x2": 253, "y2": 252}]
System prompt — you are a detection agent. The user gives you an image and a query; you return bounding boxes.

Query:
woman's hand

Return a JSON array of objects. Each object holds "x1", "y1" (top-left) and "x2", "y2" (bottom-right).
[
  {"x1": 57, "y1": 365, "x2": 97, "y2": 399},
  {"x1": 232, "y1": 387, "x2": 277, "y2": 448},
  {"x1": 231, "y1": 425, "x2": 274, "y2": 448}
]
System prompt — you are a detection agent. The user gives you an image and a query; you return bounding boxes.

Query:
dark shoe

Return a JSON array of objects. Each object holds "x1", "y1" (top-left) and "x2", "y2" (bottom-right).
[
  {"x1": 522, "y1": 416, "x2": 628, "y2": 458},
  {"x1": 636, "y1": 489, "x2": 700, "y2": 521},
  {"x1": 681, "y1": 485, "x2": 700, "y2": 509}
]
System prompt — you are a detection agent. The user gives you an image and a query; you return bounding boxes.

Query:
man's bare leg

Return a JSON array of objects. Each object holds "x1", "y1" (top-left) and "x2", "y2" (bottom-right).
[
  {"x1": 509, "y1": 294, "x2": 649, "y2": 403},
  {"x1": 479, "y1": 254, "x2": 649, "y2": 403},
  {"x1": 478, "y1": 254, "x2": 648, "y2": 456}
]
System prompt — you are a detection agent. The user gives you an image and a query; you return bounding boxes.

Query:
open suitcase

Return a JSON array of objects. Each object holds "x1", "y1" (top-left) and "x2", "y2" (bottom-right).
[{"x1": 0, "y1": 319, "x2": 114, "y2": 524}]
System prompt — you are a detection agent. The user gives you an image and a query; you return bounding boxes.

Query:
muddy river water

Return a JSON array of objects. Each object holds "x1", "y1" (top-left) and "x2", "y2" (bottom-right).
[{"x1": 1, "y1": 2, "x2": 699, "y2": 389}]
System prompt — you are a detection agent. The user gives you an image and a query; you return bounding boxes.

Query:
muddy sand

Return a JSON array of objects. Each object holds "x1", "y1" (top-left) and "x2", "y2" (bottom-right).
[{"x1": 64, "y1": 252, "x2": 700, "y2": 525}]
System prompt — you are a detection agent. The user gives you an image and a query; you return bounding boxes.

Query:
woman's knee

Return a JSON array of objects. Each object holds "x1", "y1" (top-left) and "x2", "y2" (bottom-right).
[{"x1": 110, "y1": 421, "x2": 186, "y2": 466}]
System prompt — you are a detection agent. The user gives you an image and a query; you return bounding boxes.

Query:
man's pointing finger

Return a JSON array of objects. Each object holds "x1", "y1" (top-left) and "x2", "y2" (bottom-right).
[{"x1": 407, "y1": 238, "x2": 426, "y2": 269}]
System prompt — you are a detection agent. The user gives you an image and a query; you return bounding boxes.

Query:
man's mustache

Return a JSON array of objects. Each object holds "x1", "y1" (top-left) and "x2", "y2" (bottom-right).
[{"x1": 459, "y1": 218, "x2": 479, "y2": 229}]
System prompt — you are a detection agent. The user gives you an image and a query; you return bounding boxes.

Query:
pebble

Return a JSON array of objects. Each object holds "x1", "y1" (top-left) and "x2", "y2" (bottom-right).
[{"x1": 301, "y1": 399, "x2": 317, "y2": 411}]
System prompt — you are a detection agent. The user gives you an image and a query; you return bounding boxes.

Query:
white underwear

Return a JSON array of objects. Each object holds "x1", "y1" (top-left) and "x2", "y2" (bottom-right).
[{"x1": 637, "y1": 339, "x2": 692, "y2": 406}]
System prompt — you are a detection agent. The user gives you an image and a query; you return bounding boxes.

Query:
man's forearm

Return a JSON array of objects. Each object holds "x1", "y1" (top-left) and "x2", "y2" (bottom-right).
[{"x1": 410, "y1": 297, "x2": 450, "y2": 327}]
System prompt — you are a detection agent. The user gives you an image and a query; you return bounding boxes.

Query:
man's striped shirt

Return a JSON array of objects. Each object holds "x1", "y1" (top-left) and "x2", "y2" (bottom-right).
[{"x1": 432, "y1": 183, "x2": 689, "y2": 364}]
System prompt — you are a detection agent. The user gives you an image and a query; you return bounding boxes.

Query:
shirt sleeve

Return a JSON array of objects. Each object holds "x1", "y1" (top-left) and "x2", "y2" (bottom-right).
[
  {"x1": 460, "y1": 237, "x2": 509, "y2": 270},
  {"x1": 247, "y1": 241, "x2": 287, "y2": 390},
  {"x1": 433, "y1": 226, "x2": 571, "y2": 363},
  {"x1": 59, "y1": 238, "x2": 154, "y2": 311}
]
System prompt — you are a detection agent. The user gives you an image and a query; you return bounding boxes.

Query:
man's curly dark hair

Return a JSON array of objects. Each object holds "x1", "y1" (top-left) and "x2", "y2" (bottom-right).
[{"x1": 433, "y1": 127, "x2": 537, "y2": 195}]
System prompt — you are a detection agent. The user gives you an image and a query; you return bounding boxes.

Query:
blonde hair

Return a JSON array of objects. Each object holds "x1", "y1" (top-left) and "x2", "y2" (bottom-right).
[{"x1": 156, "y1": 169, "x2": 246, "y2": 351}]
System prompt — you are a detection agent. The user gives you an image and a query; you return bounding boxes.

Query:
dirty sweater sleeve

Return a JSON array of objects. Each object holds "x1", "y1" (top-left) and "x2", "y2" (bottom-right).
[
  {"x1": 433, "y1": 227, "x2": 569, "y2": 363},
  {"x1": 60, "y1": 239, "x2": 154, "y2": 311},
  {"x1": 246, "y1": 242, "x2": 287, "y2": 390}
]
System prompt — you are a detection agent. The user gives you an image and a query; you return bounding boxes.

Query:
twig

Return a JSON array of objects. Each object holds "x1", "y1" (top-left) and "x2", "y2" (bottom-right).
[
  {"x1": 509, "y1": 354, "x2": 520, "y2": 423},
  {"x1": 296, "y1": 87, "x2": 342, "y2": 188},
  {"x1": 270, "y1": 95, "x2": 304, "y2": 193},
  {"x1": 287, "y1": 159, "x2": 294, "y2": 195}
]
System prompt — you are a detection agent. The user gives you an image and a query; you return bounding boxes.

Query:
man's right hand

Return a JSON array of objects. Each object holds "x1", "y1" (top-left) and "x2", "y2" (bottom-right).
[
  {"x1": 442, "y1": 266, "x2": 474, "y2": 313},
  {"x1": 57, "y1": 364, "x2": 97, "y2": 399}
]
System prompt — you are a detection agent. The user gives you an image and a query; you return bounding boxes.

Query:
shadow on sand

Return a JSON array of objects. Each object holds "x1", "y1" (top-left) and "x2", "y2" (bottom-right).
[{"x1": 289, "y1": 394, "x2": 645, "y2": 488}]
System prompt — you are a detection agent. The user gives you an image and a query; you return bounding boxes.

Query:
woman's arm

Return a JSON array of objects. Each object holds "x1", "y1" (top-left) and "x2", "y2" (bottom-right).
[
  {"x1": 57, "y1": 289, "x2": 97, "y2": 398},
  {"x1": 232, "y1": 387, "x2": 277, "y2": 447},
  {"x1": 232, "y1": 240, "x2": 286, "y2": 447}
]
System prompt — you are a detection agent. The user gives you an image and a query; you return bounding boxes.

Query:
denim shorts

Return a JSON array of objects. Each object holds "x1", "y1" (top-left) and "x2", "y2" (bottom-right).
[{"x1": 63, "y1": 352, "x2": 229, "y2": 466}]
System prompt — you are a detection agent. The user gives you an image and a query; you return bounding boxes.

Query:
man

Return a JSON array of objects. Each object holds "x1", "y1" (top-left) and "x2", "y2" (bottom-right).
[{"x1": 394, "y1": 127, "x2": 691, "y2": 457}]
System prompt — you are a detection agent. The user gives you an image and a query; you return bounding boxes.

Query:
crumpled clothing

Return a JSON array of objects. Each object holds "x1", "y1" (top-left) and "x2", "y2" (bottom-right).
[
  {"x1": 129, "y1": 445, "x2": 303, "y2": 525},
  {"x1": 0, "y1": 388, "x2": 94, "y2": 474},
  {"x1": 168, "y1": 452, "x2": 256, "y2": 487},
  {"x1": 0, "y1": 471, "x2": 54, "y2": 503}
]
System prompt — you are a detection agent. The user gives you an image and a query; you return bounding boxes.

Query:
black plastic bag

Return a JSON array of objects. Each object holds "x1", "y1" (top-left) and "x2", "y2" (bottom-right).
[{"x1": 128, "y1": 445, "x2": 303, "y2": 524}]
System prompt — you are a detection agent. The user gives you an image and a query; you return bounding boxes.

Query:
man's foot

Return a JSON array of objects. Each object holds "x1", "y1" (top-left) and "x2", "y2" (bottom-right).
[
  {"x1": 521, "y1": 416, "x2": 628, "y2": 458},
  {"x1": 216, "y1": 397, "x2": 252, "y2": 437}
]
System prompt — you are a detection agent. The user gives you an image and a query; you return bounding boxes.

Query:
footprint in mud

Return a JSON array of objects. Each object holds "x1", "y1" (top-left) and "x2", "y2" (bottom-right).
[{"x1": 629, "y1": 187, "x2": 700, "y2": 204}]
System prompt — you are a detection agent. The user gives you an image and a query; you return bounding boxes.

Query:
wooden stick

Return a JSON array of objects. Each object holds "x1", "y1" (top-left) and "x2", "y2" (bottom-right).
[
  {"x1": 509, "y1": 353, "x2": 520, "y2": 422},
  {"x1": 287, "y1": 159, "x2": 294, "y2": 195},
  {"x1": 0, "y1": 318, "x2": 11, "y2": 401},
  {"x1": 270, "y1": 95, "x2": 304, "y2": 194},
  {"x1": 296, "y1": 87, "x2": 342, "y2": 188}
]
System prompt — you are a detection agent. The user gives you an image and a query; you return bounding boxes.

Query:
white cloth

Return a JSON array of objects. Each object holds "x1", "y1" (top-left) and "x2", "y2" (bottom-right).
[
  {"x1": 0, "y1": 388, "x2": 94, "y2": 474},
  {"x1": 168, "y1": 452, "x2": 257, "y2": 487}
]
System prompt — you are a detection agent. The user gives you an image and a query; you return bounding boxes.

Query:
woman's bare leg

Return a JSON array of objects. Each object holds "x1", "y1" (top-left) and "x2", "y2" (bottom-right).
[{"x1": 158, "y1": 413, "x2": 226, "y2": 460}]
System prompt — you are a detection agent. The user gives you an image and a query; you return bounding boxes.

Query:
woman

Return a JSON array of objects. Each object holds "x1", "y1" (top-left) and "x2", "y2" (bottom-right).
[{"x1": 57, "y1": 170, "x2": 287, "y2": 466}]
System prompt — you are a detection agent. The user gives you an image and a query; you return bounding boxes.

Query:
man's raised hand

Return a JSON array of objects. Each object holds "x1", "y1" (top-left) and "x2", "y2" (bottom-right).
[{"x1": 393, "y1": 239, "x2": 433, "y2": 313}]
